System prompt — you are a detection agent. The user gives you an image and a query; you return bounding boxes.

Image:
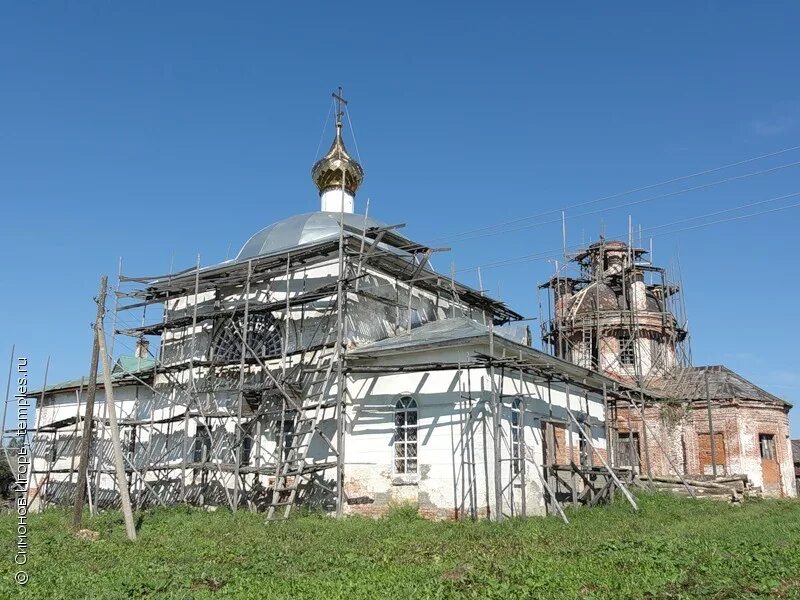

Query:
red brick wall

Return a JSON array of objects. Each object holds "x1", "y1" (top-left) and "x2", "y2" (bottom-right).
[{"x1": 611, "y1": 400, "x2": 794, "y2": 497}]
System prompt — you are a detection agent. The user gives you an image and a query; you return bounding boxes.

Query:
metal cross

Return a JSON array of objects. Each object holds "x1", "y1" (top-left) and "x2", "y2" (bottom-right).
[{"x1": 332, "y1": 86, "x2": 347, "y2": 125}]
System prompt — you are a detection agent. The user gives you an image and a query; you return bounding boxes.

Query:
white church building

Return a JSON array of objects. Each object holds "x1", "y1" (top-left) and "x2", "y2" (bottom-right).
[{"x1": 29, "y1": 100, "x2": 640, "y2": 521}]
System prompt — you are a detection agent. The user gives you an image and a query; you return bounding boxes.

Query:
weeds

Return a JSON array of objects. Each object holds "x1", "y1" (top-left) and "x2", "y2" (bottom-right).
[{"x1": 0, "y1": 492, "x2": 798, "y2": 599}]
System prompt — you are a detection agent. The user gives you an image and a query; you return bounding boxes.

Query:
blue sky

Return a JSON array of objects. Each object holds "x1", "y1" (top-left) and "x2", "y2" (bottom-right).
[{"x1": 1, "y1": 3, "x2": 799, "y2": 435}]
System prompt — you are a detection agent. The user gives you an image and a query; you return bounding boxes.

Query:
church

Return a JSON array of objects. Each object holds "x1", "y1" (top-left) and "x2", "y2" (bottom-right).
[{"x1": 27, "y1": 95, "x2": 793, "y2": 522}]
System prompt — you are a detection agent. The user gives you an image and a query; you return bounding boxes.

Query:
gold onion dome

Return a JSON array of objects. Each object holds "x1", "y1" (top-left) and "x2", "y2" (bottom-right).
[{"x1": 311, "y1": 122, "x2": 364, "y2": 196}]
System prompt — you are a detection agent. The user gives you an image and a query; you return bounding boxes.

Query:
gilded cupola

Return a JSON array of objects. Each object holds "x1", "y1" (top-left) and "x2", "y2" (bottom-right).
[{"x1": 311, "y1": 121, "x2": 364, "y2": 197}]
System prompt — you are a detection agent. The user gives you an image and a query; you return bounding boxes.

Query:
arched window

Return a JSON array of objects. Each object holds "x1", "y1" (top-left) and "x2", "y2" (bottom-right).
[
  {"x1": 394, "y1": 397, "x2": 418, "y2": 474},
  {"x1": 511, "y1": 398, "x2": 523, "y2": 474},
  {"x1": 211, "y1": 313, "x2": 283, "y2": 363}
]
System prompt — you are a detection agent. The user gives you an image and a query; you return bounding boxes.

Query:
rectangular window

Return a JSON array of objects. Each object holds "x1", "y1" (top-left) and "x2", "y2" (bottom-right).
[
  {"x1": 45, "y1": 438, "x2": 57, "y2": 465},
  {"x1": 241, "y1": 435, "x2": 253, "y2": 466},
  {"x1": 123, "y1": 426, "x2": 137, "y2": 464},
  {"x1": 193, "y1": 424, "x2": 212, "y2": 463},
  {"x1": 618, "y1": 331, "x2": 636, "y2": 366},
  {"x1": 277, "y1": 420, "x2": 294, "y2": 461},
  {"x1": 759, "y1": 434, "x2": 776, "y2": 461},
  {"x1": 511, "y1": 399, "x2": 523, "y2": 474}
]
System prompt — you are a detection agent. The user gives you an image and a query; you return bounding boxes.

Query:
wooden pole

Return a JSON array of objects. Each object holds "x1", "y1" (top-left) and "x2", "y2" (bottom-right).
[
  {"x1": 518, "y1": 367, "x2": 527, "y2": 517},
  {"x1": 1, "y1": 345, "x2": 15, "y2": 470},
  {"x1": 705, "y1": 370, "x2": 717, "y2": 477},
  {"x1": 639, "y1": 389, "x2": 653, "y2": 480},
  {"x1": 71, "y1": 276, "x2": 106, "y2": 531},
  {"x1": 335, "y1": 164, "x2": 347, "y2": 519},
  {"x1": 566, "y1": 383, "x2": 578, "y2": 509},
  {"x1": 96, "y1": 296, "x2": 137, "y2": 541},
  {"x1": 489, "y1": 327, "x2": 502, "y2": 521},
  {"x1": 602, "y1": 382, "x2": 611, "y2": 467}
]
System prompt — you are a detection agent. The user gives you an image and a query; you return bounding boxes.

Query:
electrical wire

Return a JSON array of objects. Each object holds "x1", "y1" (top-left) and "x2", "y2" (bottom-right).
[
  {"x1": 435, "y1": 160, "x2": 800, "y2": 246},
  {"x1": 457, "y1": 192, "x2": 800, "y2": 274},
  {"x1": 430, "y1": 144, "x2": 800, "y2": 243}
]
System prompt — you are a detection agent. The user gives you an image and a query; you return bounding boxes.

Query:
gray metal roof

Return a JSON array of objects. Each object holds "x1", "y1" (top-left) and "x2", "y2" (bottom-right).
[
  {"x1": 27, "y1": 356, "x2": 155, "y2": 397},
  {"x1": 652, "y1": 365, "x2": 789, "y2": 406},
  {"x1": 348, "y1": 317, "x2": 630, "y2": 394},
  {"x1": 237, "y1": 211, "x2": 390, "y2": 260},
  {"x1": 349, "y1": 318, "x2": 496, "y2": 356}
]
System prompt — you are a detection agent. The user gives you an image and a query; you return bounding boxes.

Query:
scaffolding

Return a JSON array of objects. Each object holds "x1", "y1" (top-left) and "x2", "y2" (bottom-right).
[
  {"x1": 28, "y1": 213, "x2": 533, "y2": 519},
  {"x1": 539, "y1": 237, "x2": 691, "y2": 389},
  {"x1": 537, "y1": 229, "x2": 703, "y2": 483}
]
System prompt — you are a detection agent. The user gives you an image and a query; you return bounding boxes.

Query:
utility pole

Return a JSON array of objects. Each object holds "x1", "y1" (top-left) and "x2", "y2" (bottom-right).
[
  {"x1": 96, "y1": 297, "x2": 137, "y2": 541},
  {"x1": 71, "y1": 276, "x2": 106, "y2": 531},
  {"x1": 705, "y1": 370, "x2": 717, "y2": 477}
]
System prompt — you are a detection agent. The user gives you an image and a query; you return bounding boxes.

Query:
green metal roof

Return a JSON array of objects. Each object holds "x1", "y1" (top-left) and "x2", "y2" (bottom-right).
[{"x1": 28, "y1": 355, "x2": 156, "y2": 396}]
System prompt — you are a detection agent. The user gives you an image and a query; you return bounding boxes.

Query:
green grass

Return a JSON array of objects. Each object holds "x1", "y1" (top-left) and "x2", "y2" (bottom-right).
[{"x1": 1, "y1": 493, "x2": 799, "y2": 599}]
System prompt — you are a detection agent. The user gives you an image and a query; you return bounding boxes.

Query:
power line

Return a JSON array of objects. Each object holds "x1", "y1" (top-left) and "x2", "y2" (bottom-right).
[
  {"x1": 438, "y1": 159, "x2": 800, "y2": 245},
  {"x1": 642, "y1": 191, "x2": 800, "y2": 233},
  {"x1": 431, "y1": 143, "x2": 800, "y2": 243},
  {"x1": 457, "y1": 191, "x2": 800, "y2": 274}
]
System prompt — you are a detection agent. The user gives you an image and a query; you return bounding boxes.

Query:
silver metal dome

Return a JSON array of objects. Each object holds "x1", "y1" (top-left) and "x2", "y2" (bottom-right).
[{"x1": 237, "y1": 211, "x2": 388, "y2": 260}]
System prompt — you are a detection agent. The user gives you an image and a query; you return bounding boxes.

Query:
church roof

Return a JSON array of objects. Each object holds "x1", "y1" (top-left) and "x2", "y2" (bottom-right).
[
  {"x1": 237, "y1": 211, "x2": 391, "y2": 260},
  {"x1": 349, "y1": 318, "x2": 498, "y2": 356},
  {"x1": 27, "y1": 356, "x2": 155, "y2": 396},
  {"x1": 348, "y1": 317, "x2": 630, "y2": 394},
  {"x1": 650, "y1": 365, "x2": 790, "y2": 407}
]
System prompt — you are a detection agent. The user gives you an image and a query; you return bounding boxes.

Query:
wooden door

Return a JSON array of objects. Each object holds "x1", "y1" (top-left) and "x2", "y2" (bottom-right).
[
  {"x1": 759, "y1": 433, "x2": 781, "y2": 493},
  {"x1": 615, "y1": 432, "x2": 641, "y2": 469}
]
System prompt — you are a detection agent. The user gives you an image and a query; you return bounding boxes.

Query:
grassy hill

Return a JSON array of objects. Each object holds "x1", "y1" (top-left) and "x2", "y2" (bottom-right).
[{"x1": 1, "y1": 493, "x2": 799, "y2": 599}]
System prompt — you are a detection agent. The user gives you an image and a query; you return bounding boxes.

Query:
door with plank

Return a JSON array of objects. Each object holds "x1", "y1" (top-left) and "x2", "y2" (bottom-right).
[{"x1": 759, "y1": 433, "x2": 781, "y2": 494}]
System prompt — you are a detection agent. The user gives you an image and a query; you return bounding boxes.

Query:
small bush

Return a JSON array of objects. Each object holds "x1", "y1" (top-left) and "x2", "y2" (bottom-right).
[{"x1": 385, "y1": 501, "x2": 421, "y2": 521}]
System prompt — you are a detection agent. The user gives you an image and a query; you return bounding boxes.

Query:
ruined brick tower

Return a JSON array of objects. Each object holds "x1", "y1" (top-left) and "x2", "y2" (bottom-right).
[
  {"x1": 539, "y1": 235, "x2": 795, "y2": 497},
  {"x1": 540, "y1": 238, "x2": 690, "y2": 387}
]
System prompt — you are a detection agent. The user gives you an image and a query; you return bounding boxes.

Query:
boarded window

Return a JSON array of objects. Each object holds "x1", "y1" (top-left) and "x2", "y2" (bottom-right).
[
  {"x1": 542, "y1": 422, "x2": 570, "y2": 465},
  {"x1": 698, "y1": 432, "x2": 726, "y2": 475},
  {"x1": 394, "y1": 397, "x2": 418, "y2": 474}
]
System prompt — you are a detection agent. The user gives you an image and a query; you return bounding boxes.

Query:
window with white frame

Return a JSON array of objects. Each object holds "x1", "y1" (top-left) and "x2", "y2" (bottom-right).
[
  {"x1": 394, "y1": 397, "x2": 418, "y2": 474},
  {"x1": 511, "y1": 398, "x2": 523, "y2": 474}
]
